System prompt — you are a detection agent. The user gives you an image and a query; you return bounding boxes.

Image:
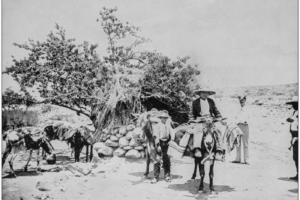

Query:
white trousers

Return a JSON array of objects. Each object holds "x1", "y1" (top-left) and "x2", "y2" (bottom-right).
[{"x1": 235, "y1": 124, "x2": 249, "y2": 162}]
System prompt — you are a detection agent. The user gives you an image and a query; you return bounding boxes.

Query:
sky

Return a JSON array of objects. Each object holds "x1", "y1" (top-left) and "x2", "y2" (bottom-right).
[{"x1": 2, "y1": 0, "x2": 298, "y2": 94}]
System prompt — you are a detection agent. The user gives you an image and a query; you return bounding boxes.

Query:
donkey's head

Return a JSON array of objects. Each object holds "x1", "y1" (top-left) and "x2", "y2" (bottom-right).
[
  {"x1": 203, "y1": 118, "x2": 215, "y2": 150},
  {"x1": 43, "y1": 125, "x2": 56, "y2": 140}
]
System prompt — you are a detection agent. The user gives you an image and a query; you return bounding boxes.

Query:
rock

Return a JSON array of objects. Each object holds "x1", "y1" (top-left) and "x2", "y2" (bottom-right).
[
  {"x1": 102, "y1": 136, "x2": 107, "y2": 141},
  {"x1": 129, "y1": 138, "x2": 139, "y2": 147},
  {"x1": 125, "y1": 149, "x2": 141, "y2": 159},
  {"x1": 93, "y1": 142, "x2": 106, "y2": 151},
  {"x1": 115, "y1": 134, "x2": 122, "y2": 138},
  {"x1": 110, "y1": 135, "x2": 119, "y2": 142},
  {"x1": 102, "y1": 128, "x2": 109, "y2": 135},
  {"x1": 133, "y1": 127, "x2": 143, "y2": 138},
  {"x1": 105, "y1": 139, "x2": 119, "y2": 147},
  {"x1": 119, "y1": 137, "x2": 130, "y2": 147},
  {"x1": 111, "y1": 127, "x2": 120, "y2": 135},
  {"x1": 142, "y1": 143, "x2": 147, "y2": 147},
  {"x1": 91, "y1": 164, "x2": 106, "y2": 174},
  {"x1": 39, "y1": 165, "x2": 62, "y2": 173},
  {"x1": 98, "y1": 146, "x2": 114, "y2": 157},
  {"x1": 126, "y1": 124, "x2": 135, "y2": 131},
  {"x1": 113, "y1": 148, "x2": 127, "y2": 157},
  {"x1": 53, "y1": 173, "x2": 69, "y2": 186},
  {"x1": 123, "y1": 146, "x2": 133, "y2": 150},
  {"x1": 254, "y1": 100, "x2": 263, "y2": 105},
  {"x1": 36, "y1": 181, "x2": 53, "y2": 191},
  {"x1": 140, "y1": 150, "x2": 145, "y2": 158},
  {"x1": 91, "y1": 149, "x2": 102, "y2": 163},
  {"x1": 119, "y1": 127, "x2": 127, "y2": 135},
  {"x1": 134, "y1": 145, "x2": 144, "y2": 151},
  {"x1": 66, "y1": 163, "x2": 94, "y2": 176},
  {"x1": 125, "y1": 131, "x2": 134, "y2": 140}
]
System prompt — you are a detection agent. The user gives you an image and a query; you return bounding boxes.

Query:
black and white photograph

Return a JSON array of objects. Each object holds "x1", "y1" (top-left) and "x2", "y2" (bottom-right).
[{"x1": 1, "y1": 0, "x2": 299, "y2": 199}]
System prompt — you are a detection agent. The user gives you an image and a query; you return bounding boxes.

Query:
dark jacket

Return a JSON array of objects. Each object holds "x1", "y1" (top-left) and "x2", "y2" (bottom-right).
[
  {"x1": 290, "y1": 110, "x2": 298, "y2": 138},
  {"x1": 191, "y1": 97, "x2": 222, "y2": 119}
]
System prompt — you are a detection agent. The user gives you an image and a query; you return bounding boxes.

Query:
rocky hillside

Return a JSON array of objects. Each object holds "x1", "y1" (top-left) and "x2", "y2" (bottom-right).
[{"x1": 215, "y1": 83, "x2": 297, "y2": 106}]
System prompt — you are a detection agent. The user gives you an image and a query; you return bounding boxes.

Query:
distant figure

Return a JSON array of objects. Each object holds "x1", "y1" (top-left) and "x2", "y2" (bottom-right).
[
  {"x1": 233, "y1": 94, "x2": 250, "y2": 165},
  {"x1": 190, "y1": 85, "x2": 224, "y2": 161},
  {"x1": 286, "y1": 96, "x2": 298, "y2": 181}
]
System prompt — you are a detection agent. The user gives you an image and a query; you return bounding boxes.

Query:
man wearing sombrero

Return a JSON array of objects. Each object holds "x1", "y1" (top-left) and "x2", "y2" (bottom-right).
[
  {"x1": 286, "y1": 96, "x2": 298, "y2": 180},
  {"x1": 191, "y1": 85, "x2": 224, "y2": 161}
]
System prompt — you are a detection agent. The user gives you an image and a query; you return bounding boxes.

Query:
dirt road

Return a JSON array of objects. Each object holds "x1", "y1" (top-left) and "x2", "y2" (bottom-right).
[{"x1": 2, "y1": 99, "x2": 298, "y2": 200}]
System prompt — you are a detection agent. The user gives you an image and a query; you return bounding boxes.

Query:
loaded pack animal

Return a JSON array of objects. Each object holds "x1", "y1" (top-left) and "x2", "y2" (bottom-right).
[
  {"x1": 2, "y1": 127, "x2": 56, "y2": 178},
  {"x1": 43, "y1": 124, "x2": 94, "y2": 162},
  {"x1": 173, "y1": 117, "x2": 243, "y2": 192}
]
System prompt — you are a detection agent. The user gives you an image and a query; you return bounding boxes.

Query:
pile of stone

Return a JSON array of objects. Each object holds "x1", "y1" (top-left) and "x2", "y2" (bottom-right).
[{"x1": 93, "y1": 124, "x2": 147, "y2": 159}]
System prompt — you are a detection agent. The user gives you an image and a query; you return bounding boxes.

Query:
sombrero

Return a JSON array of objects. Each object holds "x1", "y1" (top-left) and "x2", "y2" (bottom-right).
[
  {"x1": 286, "y1": 96, "x2": 298, "y2": 105},
  {"x1": 157, "y1": 110, "x2": 170, "y2": 118},
  {"x1": 194, "y1": 85, "x2": 216, "y2": 96}
]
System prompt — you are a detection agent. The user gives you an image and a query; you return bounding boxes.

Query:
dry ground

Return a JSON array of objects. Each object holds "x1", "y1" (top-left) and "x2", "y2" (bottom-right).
[{"x1": 2, "y1": 96, "x2": 298, "y2": 200}]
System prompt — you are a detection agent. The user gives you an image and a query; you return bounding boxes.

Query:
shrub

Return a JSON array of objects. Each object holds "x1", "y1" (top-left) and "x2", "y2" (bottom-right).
[
  {"x1": 41, "y1": 104, "x2": 52, "y2": 113},
  {"x1": 2, "y1": 109, "x2": 39, "y2": 130}
]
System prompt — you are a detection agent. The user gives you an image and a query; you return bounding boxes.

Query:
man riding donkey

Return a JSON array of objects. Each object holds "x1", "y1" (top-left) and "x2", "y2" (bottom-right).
[{"x1": 188, "y1": 85, "x2": 225, "y2": 161}]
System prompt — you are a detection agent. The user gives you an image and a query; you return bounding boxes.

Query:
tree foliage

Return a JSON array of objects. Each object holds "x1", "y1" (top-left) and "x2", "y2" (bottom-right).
[
  {"x1": 2, "y1": 87, "x2": 36, "y2": 110},
  {"x1": 5, "y1": 7, "x2": 201, "y2": 134}
]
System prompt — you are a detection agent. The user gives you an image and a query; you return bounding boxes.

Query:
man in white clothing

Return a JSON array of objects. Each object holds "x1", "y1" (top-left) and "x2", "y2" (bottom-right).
[
  {"x1": 233, "y1": 94, "x2": 250, "y2": 165},
  {"x1": 151, "y1": 110, "x2": 172, "y2": 183}
]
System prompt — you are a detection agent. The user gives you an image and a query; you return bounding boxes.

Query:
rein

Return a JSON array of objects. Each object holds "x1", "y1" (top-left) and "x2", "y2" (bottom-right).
[{"x1": 201, "y1": 131, "x2": 215, "y2": 164}]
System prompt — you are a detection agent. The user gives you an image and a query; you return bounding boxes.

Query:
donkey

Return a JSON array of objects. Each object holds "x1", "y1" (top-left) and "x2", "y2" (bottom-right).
[
  {"x1": 43, "y1": 125, "x2": 93, "y2": 162},
  {"x1": 174, "y1": 118, "x2": 243, "y2": 192},
  {"x1": 192, "y1": 118, "x2": 218, "y2": 192},
  {"x1": 2, "y1": 127, "x2": 56, "y2": 178}
]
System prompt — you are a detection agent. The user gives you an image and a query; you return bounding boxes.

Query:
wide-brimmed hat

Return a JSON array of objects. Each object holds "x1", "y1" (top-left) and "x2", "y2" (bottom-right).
[
  {"x1": 157, "y1": 110, "x2": 170, "y2": 118},
  {"x1": 286, "y1": 96, "x2": 298, "y2": 105},
  {"x1": 194, "y1": 85, "x2": 216, "y2": 96}
]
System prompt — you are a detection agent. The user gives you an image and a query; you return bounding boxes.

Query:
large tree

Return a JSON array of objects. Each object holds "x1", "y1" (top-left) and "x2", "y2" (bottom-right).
[{"x1": 4, "y1": 7, "x2": 200, "y2": 140}]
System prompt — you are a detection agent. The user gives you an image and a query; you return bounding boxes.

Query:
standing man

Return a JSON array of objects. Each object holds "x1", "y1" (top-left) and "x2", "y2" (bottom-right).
[
  {"x1": 286, "y1": 96, "x2": 298, "y2": 180},
  {"x1": 152, "y1": 110, "x2": 172, "y2": 183},
  {"x1": 233, "y1": 94, "x2": 250, "y2": 165},
  {"x1": 190, "y1": 86, "x2": 224, "y2": 161}
]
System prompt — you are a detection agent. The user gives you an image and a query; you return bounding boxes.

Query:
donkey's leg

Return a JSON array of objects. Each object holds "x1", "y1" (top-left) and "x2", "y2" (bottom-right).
[
  {"x1": 198, "y1": 159, "x2": 205, "y2": 192},
  {"x1": 42, "y1": 149, "x2": 46, "y2": 160},
  {"x1": 2, "y1": 143, "x2": 12, "y2": 167},
  {"x1": 191, "y1": 158, "x2": 198, "y2": 180},
  {"x1": 36, "y1": 149, "x2": 42, "y2": 171},
  {"x1": 90, "y1": 145, "x2": 93, "y2": 162},
  {"x1": 143, "y1": 149, "x2": 150, "y2": 178},
  {"x1": 209, "y1": 160, "x2": 215, "y2": 192},
  {"x1": 86, "y1": 145, "x2": 89, "y2": 163},
  {"x1": 9, "y1": 152, "x2": 18, "y2": 178},
  {"x1": 23, "y1": 150, "x2": 33, "y2": 172}
]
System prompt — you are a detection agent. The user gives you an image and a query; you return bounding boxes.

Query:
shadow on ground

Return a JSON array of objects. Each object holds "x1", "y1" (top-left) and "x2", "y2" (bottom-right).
[
  {"x1": 288, "y1": 188, "x2": 298, "y2": 193},
  {"x1": 168, "y1": 179, "x2": 235, "y2": 200},
  {"x1": 278, "y1": 177, "x2": 298, "y2": 183},
  {"x1": 128, "y1": 171, "x2": 183, "y2": 185},
  {"x1": 2, "y1": 170, "x2": 41, "y2": 179}
]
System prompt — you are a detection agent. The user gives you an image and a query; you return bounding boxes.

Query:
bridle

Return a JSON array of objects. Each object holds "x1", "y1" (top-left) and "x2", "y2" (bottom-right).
[{"x1": 201, "y1": 119, "x2": 216, "y2": 164}]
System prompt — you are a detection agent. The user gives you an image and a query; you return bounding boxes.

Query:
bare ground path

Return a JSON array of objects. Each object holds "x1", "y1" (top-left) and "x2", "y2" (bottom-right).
[{"x1": 2, "y1": 101, "x2": 298, "y2": 200}]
